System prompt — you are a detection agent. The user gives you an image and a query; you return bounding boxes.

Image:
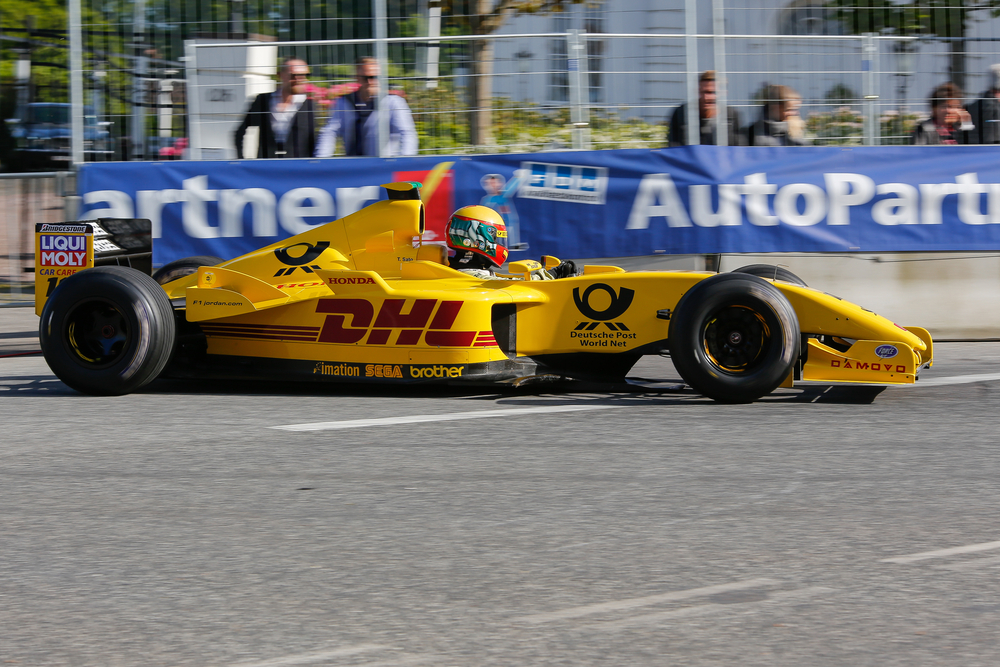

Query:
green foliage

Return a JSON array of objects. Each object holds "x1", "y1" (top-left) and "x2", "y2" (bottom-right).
[
  {"x1": 826, "y1": 0, "x2": 983, "y2": 38},
  {"x1": 825, "y1": 83, "x2": 860, "y2": 106},
  {"x1": 407, "y1": 78, "x2": 662, "y2": 153},
  {"x1": 803, "y1": 105, "x2": 920, "y2": 145}
]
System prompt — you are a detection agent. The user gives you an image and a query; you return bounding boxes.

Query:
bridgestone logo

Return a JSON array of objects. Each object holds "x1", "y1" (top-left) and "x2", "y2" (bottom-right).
[{"x1": 39, "y1": 224, "x2": 89, "y2": 233}]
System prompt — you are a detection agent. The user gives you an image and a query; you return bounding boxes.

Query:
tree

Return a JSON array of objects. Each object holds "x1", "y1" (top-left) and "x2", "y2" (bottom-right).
[
  {"x1": 445, "y1": 0, "x2": 583, "y2": 147},
  {"x1": 825, "y1": 83, "x2": 859, "y2": 106},
  {"x1": 827, "y1": 0, "x2": 1000, "y2": 92}
]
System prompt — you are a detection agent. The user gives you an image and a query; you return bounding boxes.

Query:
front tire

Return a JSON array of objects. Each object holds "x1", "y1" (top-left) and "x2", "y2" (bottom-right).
[
  {"x1": 668, "y1": 273, "x2": 799, "y2": 403},
  {"x1": 731, "y1": 264, "x2": 807, "y2": 286},
  {"x1": 40, "y1": 266, "x2": 176, "y2": 395}
]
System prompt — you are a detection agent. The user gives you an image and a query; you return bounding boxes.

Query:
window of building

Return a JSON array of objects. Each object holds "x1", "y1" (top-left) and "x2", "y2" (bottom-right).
[{"x1": 549, "y1": 14, "x2": 571, "y2": 103}]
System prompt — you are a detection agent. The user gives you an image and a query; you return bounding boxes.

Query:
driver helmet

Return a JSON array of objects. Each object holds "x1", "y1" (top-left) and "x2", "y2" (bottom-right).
[{"x1": 446, "y1": 205, "x2": 508, "y2": 268}]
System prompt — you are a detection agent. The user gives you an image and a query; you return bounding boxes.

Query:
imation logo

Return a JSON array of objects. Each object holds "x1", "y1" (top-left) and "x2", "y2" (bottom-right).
[{"x1": 572, "y1": 283, "x2": 635, "y2": 332}]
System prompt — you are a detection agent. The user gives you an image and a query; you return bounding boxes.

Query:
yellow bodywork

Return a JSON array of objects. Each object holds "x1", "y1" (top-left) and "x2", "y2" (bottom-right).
[{"x1": 39, "y1": 183, "x2": 933, "y2": 389}]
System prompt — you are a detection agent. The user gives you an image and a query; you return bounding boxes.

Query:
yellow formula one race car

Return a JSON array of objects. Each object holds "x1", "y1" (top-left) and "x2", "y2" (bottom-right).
[{"x1": 35, "y1": 182, "x2": 933, "y2": 402}]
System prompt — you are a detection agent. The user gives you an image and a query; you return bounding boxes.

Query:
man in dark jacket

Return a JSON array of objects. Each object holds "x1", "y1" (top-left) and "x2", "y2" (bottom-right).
[
  {"x1": 966, "y1": 65, "x2": 1000, "y2": 144},
  {"x1": 235, "y1": 58, "x2": 316, "y2": 158},
  {"x1": 667, "y1": 70, "x2": 744, "y2": 147}
]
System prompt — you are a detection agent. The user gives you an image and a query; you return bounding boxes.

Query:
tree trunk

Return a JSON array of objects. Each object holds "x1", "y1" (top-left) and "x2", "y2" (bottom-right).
[{"x1": 469, "y1": 38, "x2": 494, "y2": 147}]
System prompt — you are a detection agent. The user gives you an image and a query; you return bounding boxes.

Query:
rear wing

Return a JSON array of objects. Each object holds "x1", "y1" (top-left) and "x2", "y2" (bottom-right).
[{"x1": 34, "y1": 218, "x2": 152, "y2": 315}]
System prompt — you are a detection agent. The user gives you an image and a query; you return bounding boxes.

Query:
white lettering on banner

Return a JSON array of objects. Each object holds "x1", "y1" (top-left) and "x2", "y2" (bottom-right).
[
  {"x1": 872, "y1": 183, "x2": 919, "y2": 225},
  {"x1": 80, "y1": 170, "x2": 1000, "y2": 242},
  {"x1": 626, "y1": 171, "x2": 1000, "y2": 230},
  {"x1": 80, "y1": 190, "x2": 134, "y2": 220},
  {"x1": 337, "y1": 186, "x2": 381, "y2": 218},
  {"x1": 689, "y1": 184, "x2": 742, "y2": 227},
  {"x1": 743, "y1": 173, "x2": 779, "y2": 226},
  {"x1": 774, "y1": 183, "x2": 827, "y2": 226},
  {"x1": 918, "y1": 182, "x2": 957, "y2": 225},
  {"x1": 183, "y1": 175, "x2": 221, "y2": 238},
  {"x1": 278, "y1": 187, "x2": 335, "y2": 235},
  {"x1": 955, "y1": 173, "x2": 1000, "y2": 225},
  {"x1": 136, "y1": 187, "x2": 183, "y2": 239},
  {"x1": 626, "y1": 174, "x2": 691, "y2": 229},
  {"x1": 825, "y1": 173, "x2": 875, "y2": 225},
  {"x1": 220, "y1": 188, "x2": 277, "y2": 237}
]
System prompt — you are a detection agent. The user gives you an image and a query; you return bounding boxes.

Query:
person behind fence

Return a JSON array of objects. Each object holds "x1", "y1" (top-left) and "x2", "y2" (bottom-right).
[
  {"x1": 446, "y1": 206, "x2": 577, "y2": 280},
  {"x1": 746, "y1": 84, "x2": 809, "y2": 146},
  {"x1": 965, "y1": 65, "x2": 1000, "y2": 144},
  {"x1": 314, "y1": 57, "x2": 418, "y2": 158},
  {"x1": 235, "y1": 58, "x2": 316, "y2": 159},
  {"x1": 911, "y1": 82, "x2": 974, "y2": 145},
  {"x1": 667, "y1": 70, "x2": 744, "y2": 147}
]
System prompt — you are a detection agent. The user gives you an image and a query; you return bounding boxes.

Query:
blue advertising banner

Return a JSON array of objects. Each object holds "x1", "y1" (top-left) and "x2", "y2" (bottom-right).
[{"x1": 77, "y1": 146, "x2": 1000, "y2": 267}]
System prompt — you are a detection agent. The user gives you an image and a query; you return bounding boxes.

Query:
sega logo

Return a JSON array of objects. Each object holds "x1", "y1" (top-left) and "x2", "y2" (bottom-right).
[
  {"x1": 875, "y1": 344, "x2": 899, "y2": 359},
  {"x1": 520, "y1": 161, "x2": 608, "y2": 205}
]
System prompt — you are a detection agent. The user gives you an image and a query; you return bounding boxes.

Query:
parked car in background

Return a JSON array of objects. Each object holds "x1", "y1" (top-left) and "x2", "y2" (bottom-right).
[{"x1": 7, "y1": 103, "x2": 113, "y2": 168}]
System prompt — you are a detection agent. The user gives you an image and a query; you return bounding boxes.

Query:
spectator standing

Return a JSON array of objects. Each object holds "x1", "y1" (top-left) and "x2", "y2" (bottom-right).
[
  {"x1": 746, "y1": 85, "x2": 808, "y2": 146},
  {"x1": 315, "y1": 57, "x2": 418, "y2": 157},
  {"x1": 235, "y1": 58, "x2": 316, "y2": 159},
  {"x1": 911, "y1": 82, "x2": 974, "y2": 145},
  {"x1": 966, "y1": 65, "x2": 1000, "y2": 144},
  {"x1": 667, "y1": 70, "x2": 744, "y2": 147}
]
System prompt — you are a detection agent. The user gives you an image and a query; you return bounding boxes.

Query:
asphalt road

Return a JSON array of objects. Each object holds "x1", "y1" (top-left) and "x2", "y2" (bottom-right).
[{"x1": 3, "y1": 308, "x2": 1000, "y2": 666}]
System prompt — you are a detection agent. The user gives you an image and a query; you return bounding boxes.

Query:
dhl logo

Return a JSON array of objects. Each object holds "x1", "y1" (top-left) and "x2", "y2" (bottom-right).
[{"x1": 316, "y1": 298, "x2": 496, "y2": 348}]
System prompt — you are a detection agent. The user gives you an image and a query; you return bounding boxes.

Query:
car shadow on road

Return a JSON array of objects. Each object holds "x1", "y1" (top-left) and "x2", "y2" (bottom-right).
[{"x1": 0, "y1": 372, "x2": 886, "y2": 405}]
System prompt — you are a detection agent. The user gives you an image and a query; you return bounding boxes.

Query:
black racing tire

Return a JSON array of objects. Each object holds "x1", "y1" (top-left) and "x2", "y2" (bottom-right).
[
  {"x1": 731, "y1": 264, "x2": 807, "y2": 287},
  {"x1": 152, "y1": 255, "x2": 224, "y2": 285},
  {"x1": 39, "y1": 266, "x2": 176, "y2": 396},
  {"x1": 668, "y1": 273, "x2": 800, "y2": 403}
]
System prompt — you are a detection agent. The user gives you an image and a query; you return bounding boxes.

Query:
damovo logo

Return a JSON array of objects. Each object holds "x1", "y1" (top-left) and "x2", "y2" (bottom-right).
[
  {"x1": 573, "y1": 283, "x2": 634, "y2": 332},
  {"x1": 874, "y1": 345, "x2": 899, "y2": 359}
]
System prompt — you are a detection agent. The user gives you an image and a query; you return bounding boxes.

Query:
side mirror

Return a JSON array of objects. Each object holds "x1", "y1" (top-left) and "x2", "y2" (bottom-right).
[
  {"x1": 541, "y1": 255, "x2": 561, "y2": 270},
  {"x1": 508, "y1": 259, "x2": 542, "y2": 280}
]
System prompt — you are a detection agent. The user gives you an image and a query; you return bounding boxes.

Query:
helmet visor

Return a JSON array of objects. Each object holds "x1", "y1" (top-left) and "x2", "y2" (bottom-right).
[{"x1": 449, "y1": 216, "x2": 507, "y2": 253}]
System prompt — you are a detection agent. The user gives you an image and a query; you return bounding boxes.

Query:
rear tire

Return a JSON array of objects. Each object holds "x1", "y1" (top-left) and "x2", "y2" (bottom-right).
[
  {"x1": 152, "y1": 255, "x2": 223, "y2": 285},
  {"x1": 731, "y1": 264, "x2": 806, "y2": 287},
  {"x1": 40, "y1": 266, "x2": 176, "y2": 396},
  {"x1": 668, "y1": 273, "x2": 799, "y2": 403}
]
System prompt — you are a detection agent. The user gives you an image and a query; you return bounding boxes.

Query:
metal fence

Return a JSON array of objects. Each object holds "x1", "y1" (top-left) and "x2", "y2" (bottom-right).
[
  {"x1": 20, "y1": 1, "x2": 1000, "y2": 162},
  {"x1": 0, "y1": 173, "x2": 77, "y2": 304}
]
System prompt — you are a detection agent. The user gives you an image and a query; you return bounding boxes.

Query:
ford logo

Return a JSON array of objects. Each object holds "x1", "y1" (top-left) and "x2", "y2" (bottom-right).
[{"x1": 875, "y1": 344, "x2": 899, "y2": 359}]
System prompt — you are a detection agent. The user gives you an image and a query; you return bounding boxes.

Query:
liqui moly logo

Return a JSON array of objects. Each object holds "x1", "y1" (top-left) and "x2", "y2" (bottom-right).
[{"x1": 39, "y1": 235, "x2": 88, "y2": 267}]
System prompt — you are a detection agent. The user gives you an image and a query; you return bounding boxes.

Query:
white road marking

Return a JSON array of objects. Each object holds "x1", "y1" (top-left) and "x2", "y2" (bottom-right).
[
  {"x1": 586, "y1": 586, "x2": 834, "y2": 631},
  {"x1": 514, "y1": 578, "x2": 780, "y2": 624},
  {"x1": 226, "y1": 645, "x2": 386, "y2": 667},
  {"x1": 272, "y1": 405, "x2": 622, "y2": 432},
  {"x1": 881, "y1": 539, "x2": 1000, "y2": 564},
  {"x1": 913, "y1": 372, "x2": 1000, "y2": 387},
  {"x1": 934, "y1": 554, "x2": 1000, "y2": 572},
  {"x1": 351, "y1": 657, "x2": 441, "y2": 667}
]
